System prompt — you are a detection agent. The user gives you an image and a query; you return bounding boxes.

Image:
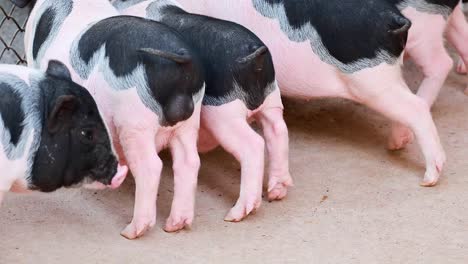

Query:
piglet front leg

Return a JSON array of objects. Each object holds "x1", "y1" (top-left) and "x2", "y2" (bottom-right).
[
  {"x1": 118, "y1": 126, "x2": 162, "y2": 240},
  {"x1": 165, "y1": 126, "x2": 200, "y2": 232}
]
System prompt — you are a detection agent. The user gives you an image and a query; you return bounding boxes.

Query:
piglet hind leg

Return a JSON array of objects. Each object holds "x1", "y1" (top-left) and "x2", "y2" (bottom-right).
[
  {"x1": 164, "y1": 127, "x2": 200, "y2": 233},
  {"x1": 446, "y1": 4, "x2": 468, "y2": 90},
  {"x1": 409, "y1": 29, "x2": 453, "y2": 107},
  {"x1": 118, "y1": 127, "x2": 162, "y2": 240},
  {"x1": 347, "y1": 63, "x2": 446, "y2": 186},
  {"x1": 197, "y1": 124, "x2": 219, "y2": 153},
  {"x1": 201, "y1": 102, "x2": 264, "y2": 222},
  {"x1": 255, "y1": 88, "x2": 292, "y2": 201},
  {"x1": 388, "y1": 42, "x2": 452, "y2": 150},
  {"x1": 389, "y1": 14, "x2": 452, "y2": 150}
]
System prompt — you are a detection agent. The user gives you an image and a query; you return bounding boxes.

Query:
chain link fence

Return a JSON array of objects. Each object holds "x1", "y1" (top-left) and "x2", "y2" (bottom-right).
[{"x1": 0, "y1": 0, "x2": 31, "y2": 65}]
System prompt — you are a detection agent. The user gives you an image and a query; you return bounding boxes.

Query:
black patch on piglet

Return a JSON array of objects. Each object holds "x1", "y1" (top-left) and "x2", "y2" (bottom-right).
[
  {"x1": 76, "y1": 16, "x2": 204, "y2": 126},
  {"x1": 0, "y1": 82, "x2": 25, "y2": 146},
  {"x1": 159, "y1": 6, "x2": 275, "y2": 110},
  {"x1": 32, "y1": 0, "x2": 73, "y2": 64},
  {"x1": 256, "y1": 0, "x2": 411, "y2": 65},
  {"x1": 33, "y1": 8, "x2": 55, "y2": 60},
  {"x1": 30, "y1": 61, "x2": 118, "y2": 192}
]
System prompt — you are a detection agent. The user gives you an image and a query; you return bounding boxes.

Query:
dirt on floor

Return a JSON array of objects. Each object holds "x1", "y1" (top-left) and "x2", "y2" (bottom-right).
[{"x1": 1, "y1": 1, "x2": 468, "y2": 262}]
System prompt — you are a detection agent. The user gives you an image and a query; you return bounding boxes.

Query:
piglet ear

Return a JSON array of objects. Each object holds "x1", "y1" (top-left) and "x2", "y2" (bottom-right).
[
  {"x1": 237, "y1": 45, "x2": 268, "y2": 72},
  {"x1": 9, "y1": 0, "x2": 32, "y2": 8},
  {"x1": 47, "y1": 95, "x2": 78, "y2": 134},
  {"x1": 46, "y1": 60, "x2": 72, "y2": 81}
]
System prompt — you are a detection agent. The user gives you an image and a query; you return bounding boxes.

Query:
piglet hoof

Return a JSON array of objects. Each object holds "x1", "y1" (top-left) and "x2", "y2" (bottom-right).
[
  {"x1": 120, "y1": 218, "x2": 156, "y2": 240},
  {"x1": 164, "y1": 215, "x2": 193, "y2": 233},
  {"x1": 456, "y1": 58, "x2": 467, "y2": 75},
  {"x1": 387, "y1": 124, "x2": 414, "y2": 150},
  {"x1": 420, "y1": 155, "x2": 445, "y2": 187},
  {"x1": 420, "y1": 173, "x2": 440, "y2": 187},
  {"x1": 224, "y1": 198, "x2": 261, "y2": 222},
  {"x1": 267, "y1": 174, "x2": 294, "y2": 201}
]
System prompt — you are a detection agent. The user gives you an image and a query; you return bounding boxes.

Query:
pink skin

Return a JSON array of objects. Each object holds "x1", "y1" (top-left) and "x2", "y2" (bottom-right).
[
  {"x1": 347, "y1": 63, "x2": 446, "y2": 187},
  {"x1": 25, "y1": 0, "x2": 202, "y2": 239},
  {"x1": 165, "y1": 125, "x2": 200, "y2": 232},
  {"x1": 94, "y1": 76, "x2": 202, "y2": 238},
  {"x1": 388, "y1": 6, "x2": 454, "y2": 150},
  {"x1": 446, "y1": 4, "x2": 468, "y2": 94},
  {"x1": 178, "y1": 0, "x2": 445, "y2": 186},
  {"x1": 198, "y1": 88, "x2": 291, "y2": 221},
  {"x1": 391, "y1": 3, "x2": 468, "y2": 148},
  {"x1": 119, "y1": 1, "x2": 291, "y2": 223}
]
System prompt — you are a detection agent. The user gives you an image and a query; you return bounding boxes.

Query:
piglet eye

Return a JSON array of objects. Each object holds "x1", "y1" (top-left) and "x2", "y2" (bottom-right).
[{"x1": 80, "y1": 129, "x2": 94, "y2": 141}]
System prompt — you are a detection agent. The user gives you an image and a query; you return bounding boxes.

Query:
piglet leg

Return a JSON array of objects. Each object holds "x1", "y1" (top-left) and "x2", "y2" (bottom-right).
[
  {"x1": 119, "y1": 128, "x2": 162, "y2": 240},
  {"x1": 389, "y1": 10, "x2": 452, "y2": 150},
  {"x1": 256, "y1": 89, "x2": 292, "y2": 201},
  {"x1": 348, "y1": 63, "x2": 446, "y2": 186},
  {"x1": 446, "y1": 4, "x2": 468, "y2": 89},
  {"x1": 410, "y1": 35, "x2": 453, "y2": 107},
  {"x1": 164, "y1": 127, "x2": 201, "y2": 232},
  {"x1": 202, "y1": 102, "x2": 264, "y2": 222},
  {"x1": 389, "y1": 42, "x2": 451, "y2": 150},
  {"x1": 197, "y1": 124, "x2": 219, "y2": 153}
]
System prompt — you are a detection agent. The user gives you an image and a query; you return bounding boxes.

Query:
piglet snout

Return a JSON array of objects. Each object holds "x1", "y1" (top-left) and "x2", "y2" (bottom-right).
[{"x1": 109, "y1": 164, "x2": 128, "y2": 189}]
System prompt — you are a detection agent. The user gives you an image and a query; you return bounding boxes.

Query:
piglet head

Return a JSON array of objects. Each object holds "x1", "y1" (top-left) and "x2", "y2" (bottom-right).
[{"x1": 31, "y1": 60, "x2": 128, "y2": 192}]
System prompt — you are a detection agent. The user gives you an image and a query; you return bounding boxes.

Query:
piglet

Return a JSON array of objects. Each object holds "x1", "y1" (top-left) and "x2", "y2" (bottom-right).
[
  {"x1": 115, "y1": 0, "x2": 292, "y2": 224},
  {"x1": 0, "y1": 60, "x2": 128, "y2": 206},
  {"x1": 16, "y1": 0, "x2": 205, "y2": 239},
  {"x1": 178, "y1": 0, "x2": 446, "y2": 186}
]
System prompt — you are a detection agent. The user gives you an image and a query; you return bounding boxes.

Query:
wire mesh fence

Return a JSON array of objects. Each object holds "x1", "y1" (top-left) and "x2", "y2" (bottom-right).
[{"x1": 0, "y1": 0, "x2": 31, "y2": 65}]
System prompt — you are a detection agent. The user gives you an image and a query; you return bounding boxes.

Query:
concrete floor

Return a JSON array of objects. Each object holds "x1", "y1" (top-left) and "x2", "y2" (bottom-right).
[{"x1": 1, "y1": 1, "x2": 468, "y2": 263}]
